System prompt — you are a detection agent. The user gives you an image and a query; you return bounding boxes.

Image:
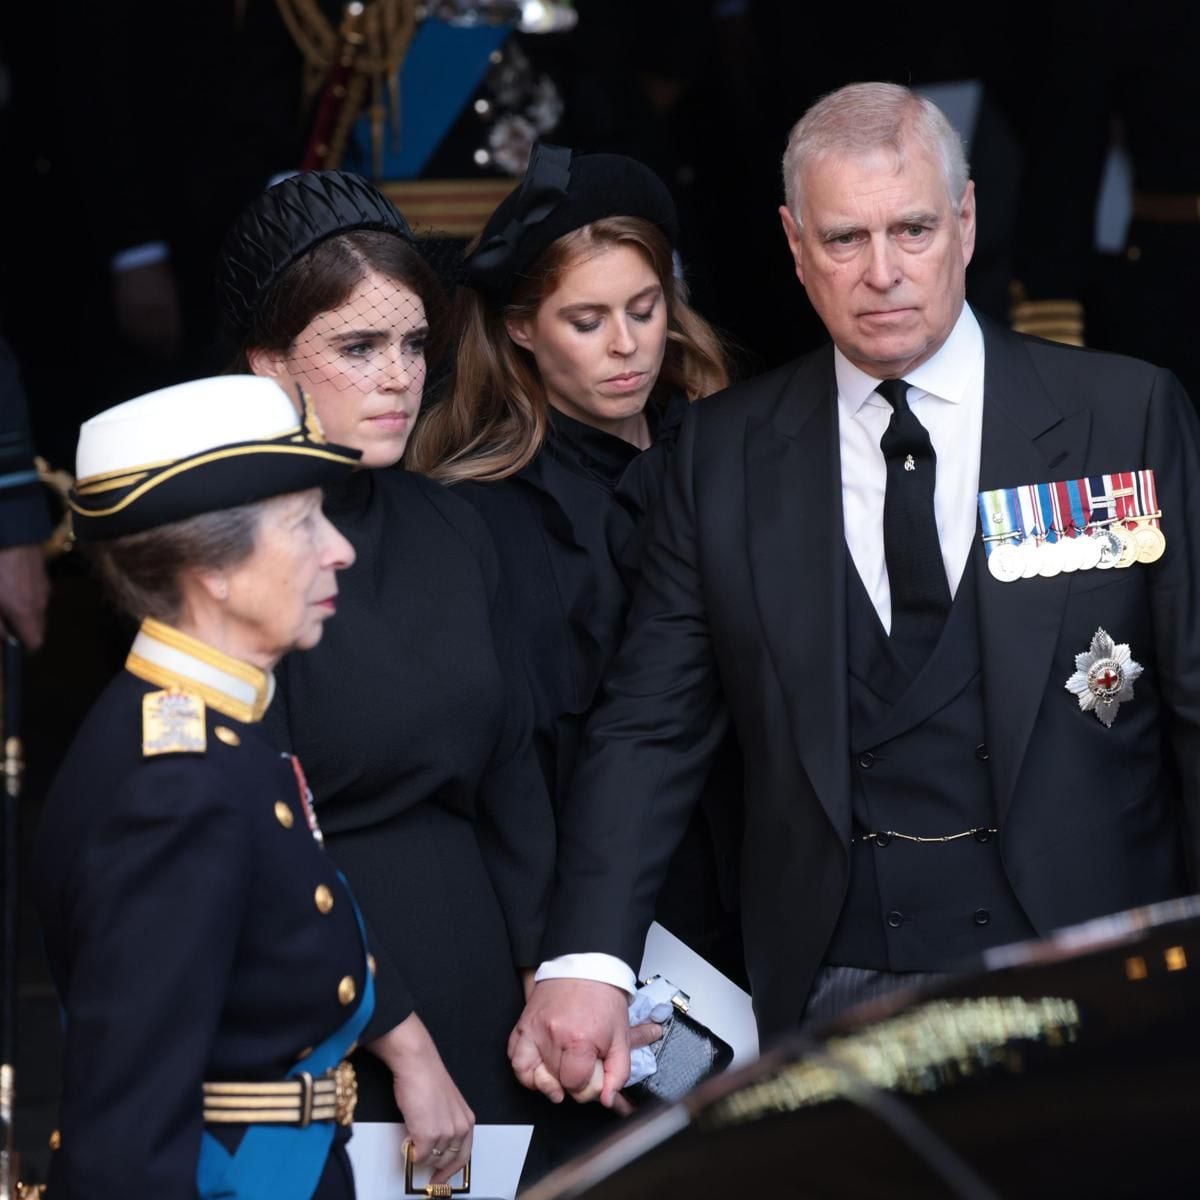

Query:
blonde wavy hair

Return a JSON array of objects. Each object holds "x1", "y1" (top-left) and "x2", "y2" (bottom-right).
[{"x1": 407, "y1": 217, "x2": 730, "y2": 483}]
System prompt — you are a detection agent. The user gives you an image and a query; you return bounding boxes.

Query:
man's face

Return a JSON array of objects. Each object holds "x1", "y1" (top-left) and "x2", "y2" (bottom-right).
[{"x1": 779, "y1": 140, "x2": 976, "y2": 378}]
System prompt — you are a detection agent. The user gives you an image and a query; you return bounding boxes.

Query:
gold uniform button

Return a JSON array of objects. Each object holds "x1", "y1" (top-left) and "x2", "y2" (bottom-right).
[
  {"x1": 367, "y1": 954, "x2": 377, "y2": 977},
  {"x1": 274, "y1": 801, "x2": 295, "y2": 829},
  {"x1": 314, "y1": 884, "x2": 334, "y2": 914},
  {"x1": 338, "y1": 975, "x2": 357, "y2": 1006},
  {"x1": 214, "y1": 725, "x2": 241, "y2": 747},
  {"x1": 49, "y1": 1129, "x2": 62, "y2": 1151}
]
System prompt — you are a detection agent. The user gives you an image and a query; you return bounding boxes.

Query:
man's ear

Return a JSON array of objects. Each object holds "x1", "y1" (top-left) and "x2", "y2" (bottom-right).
[
  {"x1": 957, "y1": 179, "x2": 978, "y2": 270},
  {"x1": 779, "y1": 205, "x2": 806, "y2": 285},
  {"x1": 505, "y1": 317, "x2": 534, "y2": 353}
]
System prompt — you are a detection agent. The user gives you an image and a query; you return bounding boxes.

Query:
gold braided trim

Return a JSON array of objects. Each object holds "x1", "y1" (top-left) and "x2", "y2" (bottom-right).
[
  {"x1": 203, "y1": 1062, "x2": 356, "y2": 1126},
  {"x1": 126, "y1": 655, "x2": 262, "y2": 724},
  {"x1": 140, "y1": 619, "x2": 267, "y2": 691},
  {"x1": 1011, "y1": 297, "x2": 1085, "y2": 346},
  {"x1": 68, "y1": 443, "x2": 357, "y2": 518},
  {"x1": 128, "y1": 618, "x2": 270, "y2": 722}
]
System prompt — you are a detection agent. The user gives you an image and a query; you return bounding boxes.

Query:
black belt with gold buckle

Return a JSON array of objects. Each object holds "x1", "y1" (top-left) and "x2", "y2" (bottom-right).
[{"x1": 202, "y1": 1060, "x2": 357, "y2": 1127}]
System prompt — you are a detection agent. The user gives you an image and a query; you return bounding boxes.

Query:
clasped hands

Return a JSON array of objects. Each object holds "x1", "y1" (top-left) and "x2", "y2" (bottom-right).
[{"x1": 507, "y1": 978, "x2": 662, "y2": 1112}]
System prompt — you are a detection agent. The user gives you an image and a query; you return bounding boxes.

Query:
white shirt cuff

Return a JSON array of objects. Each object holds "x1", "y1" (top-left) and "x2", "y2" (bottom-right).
[
  {"x1": 535, "y1": 953, "x2": 638, "y2": 997},
  {"x1": 111, "y1": 241, "x2": 170, "y2": 272}
]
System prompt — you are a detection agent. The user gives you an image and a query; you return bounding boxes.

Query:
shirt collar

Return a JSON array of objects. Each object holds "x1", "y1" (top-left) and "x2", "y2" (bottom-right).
[
  {"x1": 126, "y1": 617, "x2": 275, "y2": 723},
  {"x1": 834, "y1": 304, "x2": 984, "y2": 419}
]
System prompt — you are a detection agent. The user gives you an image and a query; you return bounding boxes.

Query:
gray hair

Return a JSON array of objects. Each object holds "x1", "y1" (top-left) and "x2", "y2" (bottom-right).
[
  {"x1": 88, "y1": 501, "x2": 263, "y2": 623},
  {"x1": 782, "y1": 82, "x2": 970, "y2": 225}
]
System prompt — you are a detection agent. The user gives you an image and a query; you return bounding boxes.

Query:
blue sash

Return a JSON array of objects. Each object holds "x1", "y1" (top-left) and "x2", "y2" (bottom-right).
[
  {"x1": 197, "y1": 881, "x2": 376, "y2": 1200},
  {"x1": 343, "y1": 21, "x2": 510, "y2": 179}
]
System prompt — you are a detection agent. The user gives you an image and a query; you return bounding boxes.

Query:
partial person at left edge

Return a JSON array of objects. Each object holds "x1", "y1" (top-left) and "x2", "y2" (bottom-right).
[
  {"x1": 33, "y1": 375, "x2": 375, "y2": 1199},
  {"x1": 0, "y1": 335, "x2": 51, "y2": 650}
]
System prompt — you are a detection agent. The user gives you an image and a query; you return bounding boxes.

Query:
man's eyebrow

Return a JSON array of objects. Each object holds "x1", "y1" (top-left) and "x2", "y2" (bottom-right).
[
  {"x1": 894, "y1": 210, "x2": 941, "y2": 226},
  {"x1": 817, "y1": 222, "x2": 863, "y2": 241}
]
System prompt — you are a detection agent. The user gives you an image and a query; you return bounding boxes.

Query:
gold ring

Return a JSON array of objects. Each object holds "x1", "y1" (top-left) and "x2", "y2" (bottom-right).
[
  {"x1": 430, "y1": 1148, "x2": 443, "y2": 1157},
  {"x1": 447, "y1": 1145, "x2": 461, "y2": 1154}
]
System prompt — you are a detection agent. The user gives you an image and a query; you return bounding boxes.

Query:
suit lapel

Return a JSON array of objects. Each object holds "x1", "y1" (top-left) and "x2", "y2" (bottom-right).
[
  {"x1": 745, "y1": 350, "x2": 851, "y2": 843},
  {"x1": 975, "y1": 318, "x2": 1092, "y2": 820}
]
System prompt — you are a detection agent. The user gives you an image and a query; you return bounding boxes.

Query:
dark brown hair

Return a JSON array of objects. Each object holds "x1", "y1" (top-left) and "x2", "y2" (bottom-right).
[
  {"x1": 88, "y1": 503, "x2": 262, "y2": 623},
  {"x1": 229, "y1": 230, "x2": 449, "y2": 374},
  {"x1": 407, "y1": 217, "x2": 730, "y2": 483}
]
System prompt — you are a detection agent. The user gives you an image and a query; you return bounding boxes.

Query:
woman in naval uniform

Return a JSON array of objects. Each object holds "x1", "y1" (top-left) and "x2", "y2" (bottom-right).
[
  {"x1": 34, "y1": 375, "x2": 370, "y2": 1200},
  {"x1": 406, "y1": 145, "x2": 746, "y2": 988},
  {"x1": 216, "y1": 170, "x2": 585, "y2": 1184}
]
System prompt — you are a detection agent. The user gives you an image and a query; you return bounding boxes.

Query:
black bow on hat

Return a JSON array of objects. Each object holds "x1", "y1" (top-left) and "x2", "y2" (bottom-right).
[{"x1": 463, "y1": 143, "x2": 679, "y2": 304}]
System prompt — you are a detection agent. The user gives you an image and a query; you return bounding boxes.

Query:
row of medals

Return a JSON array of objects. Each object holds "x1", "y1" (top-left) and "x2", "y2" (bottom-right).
[{"x1": 988, "y1": 517, "x2": 1166, "y2": 583}]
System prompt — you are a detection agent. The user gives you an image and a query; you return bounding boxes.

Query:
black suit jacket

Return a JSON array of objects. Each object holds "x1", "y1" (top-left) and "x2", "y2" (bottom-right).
[{"x1": 543, "y1": 313, "x2": 1200, "y2": 1040}]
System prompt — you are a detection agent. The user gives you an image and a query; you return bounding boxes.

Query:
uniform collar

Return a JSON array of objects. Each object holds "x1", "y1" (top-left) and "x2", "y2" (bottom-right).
[
  {"x1": 835, "y1": 303, "x2": 984, "y2": 418},
  {"x1": 125, "y1": 618, "x2": 275, "y2": 723}
]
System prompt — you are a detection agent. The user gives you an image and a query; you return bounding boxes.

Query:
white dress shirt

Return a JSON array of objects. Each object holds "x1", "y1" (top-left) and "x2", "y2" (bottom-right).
[
  {"x1": 537, "y1": 305, "x2": 988, "y2": 995},
  {"x1": 837, "y1": 304, "x2": 985, "y2": 629}
]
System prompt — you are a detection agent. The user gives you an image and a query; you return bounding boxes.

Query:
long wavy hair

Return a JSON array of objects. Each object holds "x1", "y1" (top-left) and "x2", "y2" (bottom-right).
[{"x1": 407, "y1": 217, "x2": 730, "y2": 483}]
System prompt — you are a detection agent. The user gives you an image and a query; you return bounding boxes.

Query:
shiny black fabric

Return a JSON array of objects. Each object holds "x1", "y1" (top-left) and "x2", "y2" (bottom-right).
[{"x1": 216, "y1": 170, "x2": 415, "y2": 338}]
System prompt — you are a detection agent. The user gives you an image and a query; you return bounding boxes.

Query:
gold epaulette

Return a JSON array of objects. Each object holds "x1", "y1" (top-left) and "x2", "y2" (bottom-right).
[
  {"x1": 142, "y1": 688, "x2": 207, "y2": 757},
  {"x1": 1010, "y1": 291, "x2": 1085, "y2": 347}
]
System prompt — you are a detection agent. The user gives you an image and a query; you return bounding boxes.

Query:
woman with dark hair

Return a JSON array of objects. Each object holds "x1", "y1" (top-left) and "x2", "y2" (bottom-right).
[
  {"x1": 215, "y1": 170, "x2": 583, "y2": 1185},
  {"x1": 408, "y1": 146, "x2": 746, "y2": 991},
  {"x1": 35, "y1": 375, "x2": 367, "y2": 1198}
]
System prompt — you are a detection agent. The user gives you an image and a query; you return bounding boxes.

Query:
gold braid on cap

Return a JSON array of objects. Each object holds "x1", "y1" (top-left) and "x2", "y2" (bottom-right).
[{"x1": 274, "y1": 0, "x2": 417, "y2": 174}]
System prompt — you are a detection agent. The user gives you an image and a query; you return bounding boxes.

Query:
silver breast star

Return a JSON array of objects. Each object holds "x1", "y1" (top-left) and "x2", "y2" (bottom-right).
[{"x1": 1064, "y1": 627, "x2": 1143, "y2": 727}]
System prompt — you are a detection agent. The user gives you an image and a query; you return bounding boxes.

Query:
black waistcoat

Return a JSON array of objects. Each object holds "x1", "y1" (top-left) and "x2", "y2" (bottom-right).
[{"x1": 824, "y1": 555, "x2": 1036, "y2": 971}]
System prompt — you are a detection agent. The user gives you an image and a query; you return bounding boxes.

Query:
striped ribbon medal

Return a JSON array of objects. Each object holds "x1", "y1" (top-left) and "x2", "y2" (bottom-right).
[{"x1": 977, "y1": 469, "x2": 1165, "y2": 583}]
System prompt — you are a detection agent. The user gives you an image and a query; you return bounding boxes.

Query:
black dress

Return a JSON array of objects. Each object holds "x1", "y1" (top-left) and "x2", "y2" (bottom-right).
[
  {"x1": 264, "y1": 466, "x2": 555, "y2": 1132},
  {"x1": 456, "y1": 398, "x2": 746, "y2": 986}
]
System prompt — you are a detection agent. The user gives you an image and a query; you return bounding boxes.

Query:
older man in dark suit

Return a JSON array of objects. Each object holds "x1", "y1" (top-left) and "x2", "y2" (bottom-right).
[{"x1": 508, "y1": 81, "x2": 1200, "y2": 1108}]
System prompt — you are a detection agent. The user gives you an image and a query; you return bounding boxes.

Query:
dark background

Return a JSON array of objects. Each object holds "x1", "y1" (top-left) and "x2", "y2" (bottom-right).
[{"x1": 4, "y1": 0, "x2": 1198, "y2": 1186}]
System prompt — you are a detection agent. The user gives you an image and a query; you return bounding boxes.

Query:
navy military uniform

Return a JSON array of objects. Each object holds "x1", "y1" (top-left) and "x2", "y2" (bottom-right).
[
  {"x1": 35, "y1": 620, "x2": 374, "y2": 1199},
  {"x1": 33, "y1": 375, "x2": 370, "y2": 1198}
]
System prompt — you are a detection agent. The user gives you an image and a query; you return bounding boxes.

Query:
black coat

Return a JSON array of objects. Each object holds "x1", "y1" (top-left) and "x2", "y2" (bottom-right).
[
  {"x1": 455, "y1": 401, "x2": 745, "y2": 983},
  {"x1": 543, "y1": 314, "x2": 1200, "y2": 1041},
  {"x1": 264, "y1": 467, "x2": 555, "y2": 1126},
  {"x1": 34, "y1": 670, "x2": 368, "y2": 1199}
]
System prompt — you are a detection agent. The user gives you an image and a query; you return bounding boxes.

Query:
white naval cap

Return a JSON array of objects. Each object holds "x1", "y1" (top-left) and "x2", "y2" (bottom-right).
[{"x1": 69, "y1": 375, "x2": 360, "y2": 542}]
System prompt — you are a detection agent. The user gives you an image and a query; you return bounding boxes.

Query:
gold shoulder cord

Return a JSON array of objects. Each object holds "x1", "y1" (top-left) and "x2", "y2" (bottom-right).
[{"x1": 273, "y1": 0, "x2": 418, "y2": 174}]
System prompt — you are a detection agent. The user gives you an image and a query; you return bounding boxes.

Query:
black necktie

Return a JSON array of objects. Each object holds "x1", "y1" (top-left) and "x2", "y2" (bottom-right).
[{"x1": 876, "y1": 378, "x2": 951, "y2": 667}]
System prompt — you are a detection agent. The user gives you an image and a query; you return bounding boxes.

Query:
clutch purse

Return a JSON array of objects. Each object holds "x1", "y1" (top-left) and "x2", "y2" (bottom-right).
[{"x1": 623, "y1": 977, "x2": 734, "y2": 1105}]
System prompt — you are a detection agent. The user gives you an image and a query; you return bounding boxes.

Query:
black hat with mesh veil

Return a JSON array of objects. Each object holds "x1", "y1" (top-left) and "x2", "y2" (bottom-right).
[
  {"x1": 462, "y1": 143, "x2": 680, "y2": 304},
  {"x1": 69, "y1": 376, "x2": 361, "y2": 542},
  {"x1": 217, "y1": 170, "x2": 417, "y2": 339}
]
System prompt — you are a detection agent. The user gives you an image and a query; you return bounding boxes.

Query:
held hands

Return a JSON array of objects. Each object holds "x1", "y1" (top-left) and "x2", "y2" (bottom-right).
[
  {"x1": 507, "y1": 979, "x2": 662, "y2": 1111},
  {"x1": 368, "y1": 1012, "x2": 475, "y2": 1187}
]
